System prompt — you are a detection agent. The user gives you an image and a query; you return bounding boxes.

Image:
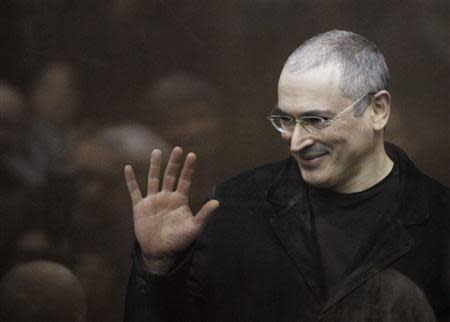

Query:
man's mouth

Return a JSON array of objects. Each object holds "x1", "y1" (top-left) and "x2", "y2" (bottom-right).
[
  {"x1": 295, "y1": 152, "x2": 328, "y2": 169},
  {"x1": 292, "y1": 144, "x2": 330, "y2": 167},
  {"x1": 299, "y1": 152, "x2": 328, "y2": 160}
]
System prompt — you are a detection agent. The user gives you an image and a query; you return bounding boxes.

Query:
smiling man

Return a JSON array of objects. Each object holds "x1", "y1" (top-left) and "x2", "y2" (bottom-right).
[
  {"x1": 274, "y1": 63, "x2": 392, "y2": 193},
  {"x1": 124, "y1": 30, "x2": 449, "y2": 322}
]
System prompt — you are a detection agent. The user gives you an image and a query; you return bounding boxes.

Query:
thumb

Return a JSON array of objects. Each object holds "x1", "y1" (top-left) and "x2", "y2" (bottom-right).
[{"x1": 194, "y1": 199, "x2": 220, "y2": 226}]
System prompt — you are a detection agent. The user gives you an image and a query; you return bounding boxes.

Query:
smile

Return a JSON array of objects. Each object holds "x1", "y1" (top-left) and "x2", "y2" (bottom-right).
[{"x1": 298, "y1": 153, "x2": 328, "y2": 167}]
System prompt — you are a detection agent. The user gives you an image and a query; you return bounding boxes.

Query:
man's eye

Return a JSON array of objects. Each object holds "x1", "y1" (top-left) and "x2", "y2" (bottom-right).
[
  {"x1": 280, "y1": 116, "x2": 295, "y2": 122},
  {"x1": 302, "y1": 116, "x2": 330, "y2": 128},
  {"x1": 271, "y1": 115, "x2": 295, "y2": 123},
  {"x1": 304, "y1": 117, "x2": 327, "y2": 123}
]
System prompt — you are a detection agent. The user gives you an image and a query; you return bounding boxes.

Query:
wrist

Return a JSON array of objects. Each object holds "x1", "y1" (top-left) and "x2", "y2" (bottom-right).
[{"x1": 141, "y1": 254, "x2": 176, "y2": 275}]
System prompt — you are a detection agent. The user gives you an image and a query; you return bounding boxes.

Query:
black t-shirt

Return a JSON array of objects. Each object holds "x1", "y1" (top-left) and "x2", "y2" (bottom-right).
[{"x1": 308, "y1": 162, "x2": 400, "y2": 295}]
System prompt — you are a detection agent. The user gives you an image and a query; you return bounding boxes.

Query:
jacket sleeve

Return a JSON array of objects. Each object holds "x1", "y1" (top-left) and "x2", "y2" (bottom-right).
[
  {"x1": 123, "y1": 188, "x2": 224, "y2": 322},
  {"x1": 123, "y1": 242, "x2": 201, "y2": 322},
  {"x1": 438, "y1": 187, "x2": 450, "y2": 322}
]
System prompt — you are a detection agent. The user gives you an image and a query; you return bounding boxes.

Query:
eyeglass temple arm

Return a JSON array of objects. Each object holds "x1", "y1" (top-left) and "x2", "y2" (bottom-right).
[{"x1": 330, "y1": 92, "x2": 374, "y2": 122}]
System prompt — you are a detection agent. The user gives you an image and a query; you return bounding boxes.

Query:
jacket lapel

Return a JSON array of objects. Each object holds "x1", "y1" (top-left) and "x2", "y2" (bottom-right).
[
  {"x1": 322, "y1": 219, "x2": 415, "y2": 312},
  {"x1": 322, "y1": 143, "x2": 432, "y2": 312},
  {"x1": 266, "y1": 158, "x2": 326, "y2": 304}
]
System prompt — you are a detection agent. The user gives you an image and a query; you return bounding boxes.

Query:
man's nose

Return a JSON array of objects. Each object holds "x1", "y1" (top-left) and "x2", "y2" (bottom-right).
[{"x1": 290, "y1": 123, "x2": 314, "y2": 152}]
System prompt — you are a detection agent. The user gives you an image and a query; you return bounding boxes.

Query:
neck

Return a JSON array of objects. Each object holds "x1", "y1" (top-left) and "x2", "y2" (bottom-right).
[{"x1": 334, "y1": 141, "x2": 393, "y2": 194}]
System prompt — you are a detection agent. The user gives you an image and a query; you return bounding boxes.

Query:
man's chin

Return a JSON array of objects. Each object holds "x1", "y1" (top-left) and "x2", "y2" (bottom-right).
[
  {"x1": 299, "y1": 167, "x2": 333, "y2": 189},
  {"x1": 303, "y1": 178, "x2": 331, "y2": 189}
]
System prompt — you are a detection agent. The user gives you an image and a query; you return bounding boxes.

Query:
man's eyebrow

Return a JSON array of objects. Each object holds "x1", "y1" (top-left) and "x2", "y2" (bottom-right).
[
  {"x1": 275, "y1": 106, "x2": 335, "y2": 117},
  {"x1": 272, "y1": 106, "x2": 292, "y2": 116},
  {"x1": 299, "y1": 109, "x2": 335, "y2": 117}
]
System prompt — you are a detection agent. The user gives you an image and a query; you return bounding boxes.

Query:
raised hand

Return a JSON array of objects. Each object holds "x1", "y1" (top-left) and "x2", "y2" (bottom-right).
[{"x1": 124, "y1": 147, "x2": 219, "y2": 274}]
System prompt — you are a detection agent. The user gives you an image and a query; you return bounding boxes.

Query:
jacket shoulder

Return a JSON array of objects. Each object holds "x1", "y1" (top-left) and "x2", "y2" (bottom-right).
[
  {"x1": 436, "y1": 182, "x2": 450, "y2": 232},
  {"x1": 212, "y1": 158, "x2": 289, "y2": 202},
  {"x1": 422, "y1": 174, "x2": 450, "y2": 232}
]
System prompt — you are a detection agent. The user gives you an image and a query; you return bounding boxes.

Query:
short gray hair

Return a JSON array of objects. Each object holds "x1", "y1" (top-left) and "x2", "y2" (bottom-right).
[{"x1": 285, "y1": 30, "x2": 390, "y2": 115}]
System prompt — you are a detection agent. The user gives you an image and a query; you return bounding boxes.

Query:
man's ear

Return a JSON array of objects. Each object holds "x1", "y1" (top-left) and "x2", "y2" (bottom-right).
[{"x1": 370, "y1": 90, "x2": 391, "y2": 131}]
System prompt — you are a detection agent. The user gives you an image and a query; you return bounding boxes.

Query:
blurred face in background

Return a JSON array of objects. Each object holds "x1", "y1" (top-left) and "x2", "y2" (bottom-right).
[
  {"x1": 71, "y1": 140, "x2": 123, "y2": 228},
  {"x1": 0, "y1": 84, "x2": 28, "y2": 152},
  {"x1": 31, "y1": 63, "x2": 79, "y2": 126},
  {"x1": 145, "y1": 73, "x2": 223, "y2": 160},
  {"x1": 161, "y1": 102, "x2": 220, "y2": 156}
]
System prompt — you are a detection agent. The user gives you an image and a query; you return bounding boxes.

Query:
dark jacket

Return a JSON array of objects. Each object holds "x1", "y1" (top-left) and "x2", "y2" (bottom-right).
[{"x1": 124, "y1": 144, "x2": 450, "y2": 322}]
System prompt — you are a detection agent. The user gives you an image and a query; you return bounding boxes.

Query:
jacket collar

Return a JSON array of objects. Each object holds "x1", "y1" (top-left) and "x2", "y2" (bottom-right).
[
  {"x1": 384, "y1": 142, "x2": 431, "y2": 225},
  {"x1": 265, "y1": 142, "x2": 431, "y2": 226},
  {"x1": 265, "y1": 156, "x2": 303, "y2": 210}
]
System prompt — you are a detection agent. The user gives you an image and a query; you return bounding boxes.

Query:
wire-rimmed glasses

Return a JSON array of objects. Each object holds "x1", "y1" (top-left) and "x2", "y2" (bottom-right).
[{"x1": 267, "y1": 92, "x2": 374, "y2": 134}]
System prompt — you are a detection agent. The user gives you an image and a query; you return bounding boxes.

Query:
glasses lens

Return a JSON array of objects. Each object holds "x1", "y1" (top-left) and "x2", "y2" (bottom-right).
[
  {"x1": 269, "y1": 116, "x2": 295, "y2": 133},
  {"x1": 301, "y1": 116, "x2": 328, "y2": 132}
]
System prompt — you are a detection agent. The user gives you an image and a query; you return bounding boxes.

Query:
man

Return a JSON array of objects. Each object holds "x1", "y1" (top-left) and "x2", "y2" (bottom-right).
[
  {"x1": 0, "y1": 82, "x2": 46, "y2": 276},
  {"x1": 123, "y1": 30, "x2": 450, "y2": 322},
  {"x1": 137, "y1": 72, "x2": 224, "y2": 212},
  {"x1": 70, "y1": 123, "x2": 170, "y2": 322}
]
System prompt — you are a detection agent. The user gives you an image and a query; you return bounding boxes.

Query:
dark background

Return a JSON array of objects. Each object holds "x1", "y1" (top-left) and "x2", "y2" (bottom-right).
[
  {"x1": 0, "y1": 1, "x2": 449, "y2": 321},
  {"x1": 2, "y1": 0, "x2": 449, "y2": 182}
]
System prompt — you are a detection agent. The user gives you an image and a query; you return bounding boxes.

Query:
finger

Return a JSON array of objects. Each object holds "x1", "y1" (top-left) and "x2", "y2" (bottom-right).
[
  {"x1": 147, "y1": 149, "x2": 162, "y2": 196},
  {"x1": 124, "y1": 165, "x2": 143, "y2": 206},
  {"x1": 176, "y1": 152, "x2": 197, "y2": 195},
  {"x1": 194, "y1": 199, "x2": 220, "y2": 226},
  {"x1": 161, "y1": 146, "x2": 184, "y2": 191}
]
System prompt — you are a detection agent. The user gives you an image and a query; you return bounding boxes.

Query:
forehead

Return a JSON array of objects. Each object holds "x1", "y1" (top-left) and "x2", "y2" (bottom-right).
[{"x1": 277, "y1": 64, "x2": 349, "y2": 114}]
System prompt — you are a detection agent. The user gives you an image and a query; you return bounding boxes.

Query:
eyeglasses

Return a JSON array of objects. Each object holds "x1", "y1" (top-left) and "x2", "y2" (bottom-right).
[{"x1": 267, "y1": 92, "x2": 374, "y2": 134}]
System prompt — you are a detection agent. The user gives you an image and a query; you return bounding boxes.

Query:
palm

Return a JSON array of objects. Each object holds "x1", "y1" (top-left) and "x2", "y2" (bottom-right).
[
  {"x1": 134, "y1": 192, "x2": 198, "y2": 257},
  {"x1": 124, "y1": 147, "x2": 219, "y2": 262}
]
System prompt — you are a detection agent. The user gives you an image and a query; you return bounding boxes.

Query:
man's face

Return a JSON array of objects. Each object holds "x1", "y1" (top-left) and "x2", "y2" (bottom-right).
[{"x1": 277, "y1": 64, "x2": 377, "y2": 192}]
